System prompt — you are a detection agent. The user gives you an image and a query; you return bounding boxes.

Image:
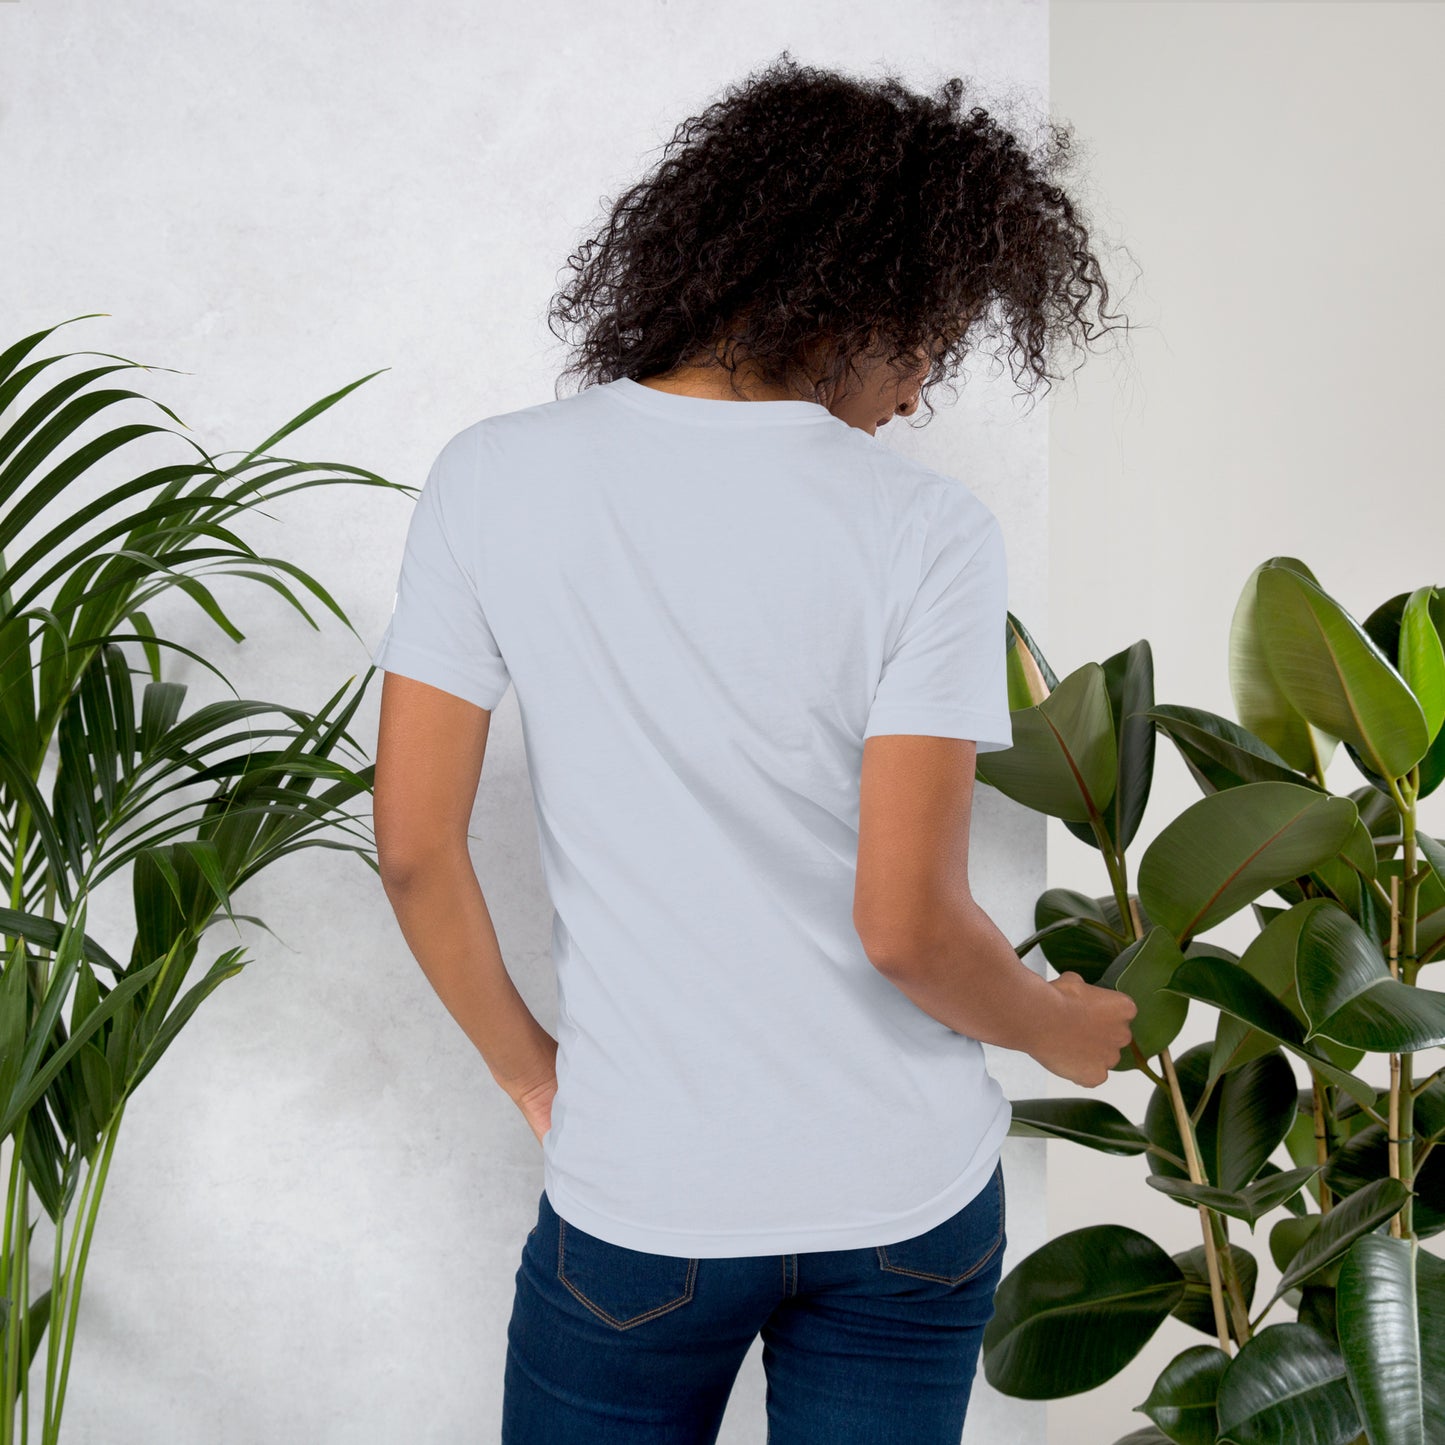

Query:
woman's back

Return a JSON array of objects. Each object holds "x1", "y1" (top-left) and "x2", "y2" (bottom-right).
[{"x1": 371, "y1": 373, "x2": 1015, "y2": 1256}]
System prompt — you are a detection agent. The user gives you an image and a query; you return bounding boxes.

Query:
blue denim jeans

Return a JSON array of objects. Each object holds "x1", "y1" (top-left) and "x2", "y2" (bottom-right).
[{"x1": 501, "y1": 1160, "x2": 1006, "y2": 1444}]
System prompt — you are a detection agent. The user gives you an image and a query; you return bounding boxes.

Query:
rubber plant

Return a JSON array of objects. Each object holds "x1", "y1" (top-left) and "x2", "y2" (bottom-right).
[
  {"x1": 976, "y1": 554, "x2": 1445, "y2": 1445},
  {"x1": 0, "y1": 317, "x2": 396, "y2": 1442}
]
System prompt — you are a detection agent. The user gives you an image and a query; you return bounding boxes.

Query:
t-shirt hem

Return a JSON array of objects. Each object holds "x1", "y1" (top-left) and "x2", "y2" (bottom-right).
[
  {"x1": 371, "y1": 635, "x2": 509, "y2": 712},
  {"x1": 862, "y1": 705, "x2": 1013, "y2": 753},
  {"x1": 541, "y1": 1093, "x2": 1012, "y2": 1258}
]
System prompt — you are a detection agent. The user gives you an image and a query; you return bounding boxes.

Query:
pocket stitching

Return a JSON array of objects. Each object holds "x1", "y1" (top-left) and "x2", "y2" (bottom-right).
[
  {"x1": 556, "y1": 1218, "x2": 699, "y2": 1329},
  {"x1": 876, "y1": 1166, "x2": 1006, "y2": 1285}
]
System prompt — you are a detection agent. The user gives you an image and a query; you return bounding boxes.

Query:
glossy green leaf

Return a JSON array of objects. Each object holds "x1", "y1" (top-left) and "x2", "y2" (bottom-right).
[
  {"x1": 1100, "y1": 926, "x2": 1190, "y2": 1066},
  {"x1": 1360, "y1": 590, "x2": 1445, "y2": 799},
  {"x1": 1172, "y1": 1243, "x2": 1258, "y2": 1345},
  {"x1": 1335, "y1": 813, "x2": 1382, "y2": 883},
  {"x1": 1144, "y1": 1043, "x2": 1297, "y2": 1192},
  {"x1": 1397, "y1": 585, "x2": 1445, "y2": 745},
  {"x1": 1030, "y1": 887, "x2": 1131, "y2": 984},
  {"x1": 1256, "y1": 1159, "x2": 1313, "y2": 1217},
  {"x1": 1271, "y1": 1219, "x2": 1335, "y2": 1288},
  {"x1": 1415, "y1": 832, "x2": 1445, "y2": 934},
  {"x1": 1303, "y1": 832, "x2": 1373, "y2": 927},
  {"x1": 1004, "y1": 609, "x2": 1059, "y2": 709},
  {"x1": 982, "y1": 1224, "x2": 1186, "y2": 1399},
  {"x1": 1336, "y1": 1235, "x2": 1445, "y2": 1445},
  {"x1": 1007, "y1": 1098, "x2": 1149, "y2": 1155},
  {"x1": 1351, "y1": 781, "x2": 1403, "y2": 842},
  {"x1": 974, "y1": 662, "x2": 1117, "y2": 823},
  {"x1": 1138, "y1": 1343, "x2": 1230, "y2": 1445},
  {"x1": 1296, "y1": 901, "x2": 1445, "y2": 1052},
  {"x1": 1145, "y1": 1165, "x2": 1321, "y2": 1229},
  {"x1": 1137, "y1": 781, "x2": 1357, "y2": 944},
  {"x1": 1297, "y1": 1283, "x2": 1339, "y2": 1345},
  {"x1": 1263, "y1": 1176, "x2": 1412, "y2": 1310},
  {"x1": 1210, "y1": 900, "x2": 1317, "y2": 1080},
  {"x1": 1255, "y1": 563, "x2": 1431, "y2": 781},
  {"x1": 1323, "y1": 1127, "x2": 1445, "y2": 1239},
  {"x1": 1165, "y1": 956, "x2": 1378, "y2": 1110},
  {"x1": 1415, "y1": 678, "x2": 1445, "y2": 795},
  {"x1": 1145, "y1": 704, "x2": 1312, "y2": 794},
  {"x1": 1062, "y1": 639, "x2": 1156, "y2": 855},
  {"x1": 1215, "y1": 1322, "x2": 1360, "y2": 1445},
  {"x1": 1230, "y1": 558, "x2": 1340, "y2": 775},
  {"x1": 1412, "y1": 1074, "x2": 1445, "y2": 1143}
]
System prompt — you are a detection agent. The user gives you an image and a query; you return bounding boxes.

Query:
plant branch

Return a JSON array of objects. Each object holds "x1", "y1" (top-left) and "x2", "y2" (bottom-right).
[
  {"x1": 1382, "y1": 771, "x2": 1422, "y2": 1241},
  {"x1": 1209, "y1": 1209, "x2": 1252, "y2": 1344},
  {"x1": 1160, "y1": 1046, "x2": 1231, "y2": 1353}
]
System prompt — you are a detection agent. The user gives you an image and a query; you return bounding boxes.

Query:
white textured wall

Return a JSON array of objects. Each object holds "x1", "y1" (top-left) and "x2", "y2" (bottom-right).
[
  {"x1": 1, "y1": 2, "x2": 1050, "y2": 1441},
  {"x1": 1049, "y1": 4, "x2": 1445, "y2": 1442}
]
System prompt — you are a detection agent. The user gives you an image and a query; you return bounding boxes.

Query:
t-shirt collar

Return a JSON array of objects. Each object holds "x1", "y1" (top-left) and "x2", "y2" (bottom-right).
[{"x1": 605, "y1": 375, "x2": 837, "y2": 427}]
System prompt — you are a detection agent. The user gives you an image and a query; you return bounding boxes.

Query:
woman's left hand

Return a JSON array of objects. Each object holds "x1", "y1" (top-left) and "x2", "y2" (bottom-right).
[{"x1": 512, "y1": 1073, "x2": 557, "y2": 1146}]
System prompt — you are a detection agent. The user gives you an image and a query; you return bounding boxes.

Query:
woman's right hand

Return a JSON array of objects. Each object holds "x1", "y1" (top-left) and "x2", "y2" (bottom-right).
[{"x1": 1029, "y1": 971, "x2": 1139, "y2": 1087}]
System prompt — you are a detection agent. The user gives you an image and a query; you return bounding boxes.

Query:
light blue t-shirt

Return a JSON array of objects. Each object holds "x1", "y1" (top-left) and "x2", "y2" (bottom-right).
[{"x1": 371, "y1": 375, "x2": 1015, "y2": 1258}]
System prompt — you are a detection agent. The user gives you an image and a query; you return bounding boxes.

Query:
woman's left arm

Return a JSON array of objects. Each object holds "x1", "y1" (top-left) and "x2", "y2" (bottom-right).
[{"x1": 374, "y1": 670, "x2": 557, "y2": 1143}]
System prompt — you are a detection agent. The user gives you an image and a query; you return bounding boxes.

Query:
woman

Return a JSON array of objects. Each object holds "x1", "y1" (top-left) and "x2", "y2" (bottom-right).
[{"x1": 372, "y1": 51, "x2": 1136, "y2": 1445}]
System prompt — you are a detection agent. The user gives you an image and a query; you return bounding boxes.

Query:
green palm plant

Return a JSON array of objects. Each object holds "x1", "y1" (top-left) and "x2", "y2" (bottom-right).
[
  {"x1": 0, "y1": 316, "x2": 396, "y2": 1443},
  {"x1": 978, "y1": 558, "x2": 1445, "y2": 1444}
]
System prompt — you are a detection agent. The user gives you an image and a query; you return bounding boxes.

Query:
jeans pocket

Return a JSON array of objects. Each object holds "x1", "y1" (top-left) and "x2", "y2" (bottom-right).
[
  {"x1": 876, "y1": 1162, "x2": 1006, "y2": 1285},
  {"x1": 556, "y1": 1217, "x2": 699, "y2": 1329}
]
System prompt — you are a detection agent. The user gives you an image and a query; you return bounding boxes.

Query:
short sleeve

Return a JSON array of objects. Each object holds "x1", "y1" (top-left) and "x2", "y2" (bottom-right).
[
  {"x1": 863, "y1": 498, "x2": 1013, "y2": 751},
  {"x1": 370, "y1": 431, "x2": 511, "y2": 711}
]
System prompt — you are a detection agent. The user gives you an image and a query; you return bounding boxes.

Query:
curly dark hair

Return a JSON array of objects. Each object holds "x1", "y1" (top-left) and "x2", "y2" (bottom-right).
[{"x1": 547, "y1": 51, "x2": 1133, "y2": 422}]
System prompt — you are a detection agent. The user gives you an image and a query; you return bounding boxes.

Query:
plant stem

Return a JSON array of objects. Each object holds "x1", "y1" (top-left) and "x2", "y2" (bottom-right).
[
  {"x1": 1160, "y1": 1046, "x2": 1231, "y2": 1353},
  {"x1": 16, "y1": 1156, "x2": 27, "y2": 1445},
  {"x1": 1209, "y1": 1209, "x2": 1252, "y2": 1344},
  {"x1": 1387, "y1": 875, "x2": 1404, "y2": 1240},
  {"x1": 45, "y1": 1103, "x2": 124, "y2": 1445},
  {"x1": 43, "y1": 1126, "x2": 104, "y2": 1443},
  {"x1": 1098, "y1": 831, "x2": 1136, "y2": 950},
  {"x1": 2, "y1": 1116, "x2": 25, "y2": 1445},
  {"x1": 1381, "y1": 773, "x2": 1422, "y2": 1244},
  {"x1": 3, "y1": 809, "x2": 33, "y2": 1444},
  {"x1": 40, "y1": 1162, "x2": 74, "y2": 1445}
]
